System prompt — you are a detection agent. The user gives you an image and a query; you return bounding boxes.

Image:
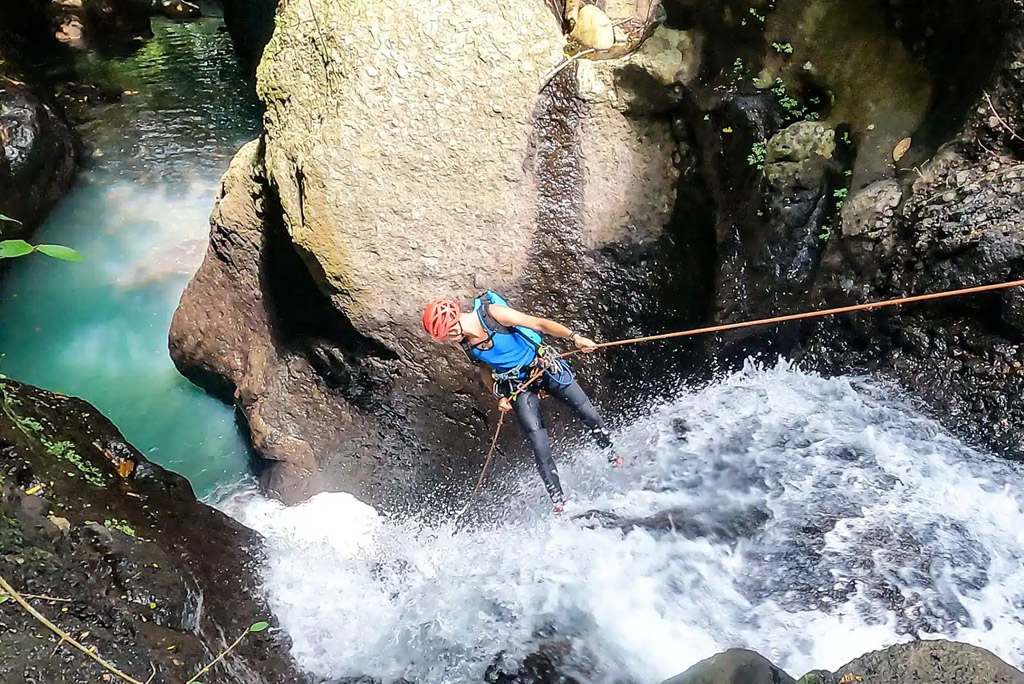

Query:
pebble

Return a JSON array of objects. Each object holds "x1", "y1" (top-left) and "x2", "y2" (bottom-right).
[{"x1": 942, "y1": 191, "x2": 957, "y2": 202}]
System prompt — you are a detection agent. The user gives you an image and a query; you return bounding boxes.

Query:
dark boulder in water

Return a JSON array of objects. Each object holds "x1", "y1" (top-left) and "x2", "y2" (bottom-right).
[
  {"x1": 0, "y1": 379, "x2": 308, "y2": 684},
  {"x1": 662, "y1": 649, "x2": 796, "y2": 684},
  {"x1": 0, "y1": 67, "x2": 77, "y2": 240},
  {"x1": 660, "y1": 641, "x2": 1024, "y2": 684},
  {"x1": 835, "y1": 640, "x2": 1024, "y2": 684}
]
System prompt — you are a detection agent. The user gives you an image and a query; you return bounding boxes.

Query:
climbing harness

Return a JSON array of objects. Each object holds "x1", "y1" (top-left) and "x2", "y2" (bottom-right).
[{"x1": 451, "y1": 277, "x2": 1024, "y2": 527}]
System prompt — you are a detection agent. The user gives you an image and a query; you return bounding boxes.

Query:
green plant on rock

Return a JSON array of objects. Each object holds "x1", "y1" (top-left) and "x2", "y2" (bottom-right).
[
  {"x1": 104, "y1": 519, "x2": 137, "y2": 537},
  {"x1": 1, "y1": 379, "x2": 105, "y2": 490},
  {"x1": 771, "y1": 78, "x2": 808, "y2": 121},
  {"x1": 820, "y1": 183, "x2": 852, "y2": 243},
  {"x1": 772, "y1": 41, "x2": 793, "y2": 54},
  {"x1": 0, "y1": 385, "x2": 44, "y2": 437},
  {"x1": 747, "y1": 140, "x2": 767, "y2": 170},
  {"x1": 44, "y1": 439, "x2": 106, "y2": 487}
]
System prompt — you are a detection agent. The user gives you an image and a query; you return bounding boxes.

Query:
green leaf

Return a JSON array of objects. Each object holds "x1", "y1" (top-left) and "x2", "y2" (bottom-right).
[
  {"x1": 0, "y1": 213, "x2": 22, "y2": 224},
  {"x1": 35, "y1": 244, "x2": 85, "y2": 262},
  {"x1": 0, "y1": 240, "x2": 34, "y2": 258},
  {"x1": 0, "y1": 595, "x2": 9, "y2": 604},
  {"x1": 248, "y1": 621, "x2": 269, "y2": 633}
]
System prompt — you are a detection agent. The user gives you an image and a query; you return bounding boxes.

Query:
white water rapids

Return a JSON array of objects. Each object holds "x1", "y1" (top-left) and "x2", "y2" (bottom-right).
[{"x1": 218, "y1": 361, "x2": 1024, "y2": 684}]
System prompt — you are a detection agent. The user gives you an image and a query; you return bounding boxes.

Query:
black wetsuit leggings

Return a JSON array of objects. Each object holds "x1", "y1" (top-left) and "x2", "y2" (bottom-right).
[{"x1": 511, "y1": 375, "x2": 611, "y2": 505}]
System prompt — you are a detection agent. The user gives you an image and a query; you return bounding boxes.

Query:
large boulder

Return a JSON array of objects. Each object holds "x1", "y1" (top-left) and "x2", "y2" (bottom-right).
[
  {"x1": 0, "y1": 379, "x2": 307, "y2": 684},
  {"x1": 660, "y1": 642, "x2": 1024, "y2": 684},
  {"x1": 171, "y1": 0, "x2": 698, "y2": 506},
  {"x1": 0, "y1": 61, "x2": 77, "y2": 239},
  {"x1": 661, "y1": 649, "x2": 796, "y2": 684},
  {"x1": 834, "y1": 640, "x2": 1024, "y2": 684}
]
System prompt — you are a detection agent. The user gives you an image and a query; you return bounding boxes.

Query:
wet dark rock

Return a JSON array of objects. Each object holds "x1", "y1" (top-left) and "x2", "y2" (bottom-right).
[
  {"x1": 48, "y1": 0, "x2": 154, "y2": 53},
  {"x1": 485, "y1": 638, "x2": 583, "y2": 684},
  {"x1": 0, "y1": 379, "x2": 307, "y2": 684},
  {"x1": 0, "y1": 64, "x2": 77, "y2": 239},
  {"x1": 574, "y1": 504, "x2": 771, "y2": 542},
  {"x1": 667, "y1": 0, "x2": 1024, "y2": 460},
  {"x1": 158, "y1": 0, "x2": 201, "y2": 21},
  {"x1": 661, "y1": 649, "x2": 796, "y2": 684},
  {"x1": 222, "y1": 0, "x2": 278, "y2": 66},
  {"x1": 661, "y1": 642, "x2": 1024, "y2": 684},
  {"x1": 835, "y1": 640, "x2": 1024, "y2": 684},
  {"x1": 484, "y1": 628, "x2": 611, "y2": 684}
]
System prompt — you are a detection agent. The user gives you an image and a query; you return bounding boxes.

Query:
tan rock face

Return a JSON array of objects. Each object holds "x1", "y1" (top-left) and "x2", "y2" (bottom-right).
[
  {"x1": 257, "y1": 1, "x2": 565, "y2": 334},
  {"x1": 172, "y1": 0, "x2": 693, "y2": 507}
]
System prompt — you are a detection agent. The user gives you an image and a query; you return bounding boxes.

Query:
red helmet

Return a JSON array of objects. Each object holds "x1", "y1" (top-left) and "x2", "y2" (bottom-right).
[{"x1": 423, "y1": 298, "x2": 460, "y2": 339}]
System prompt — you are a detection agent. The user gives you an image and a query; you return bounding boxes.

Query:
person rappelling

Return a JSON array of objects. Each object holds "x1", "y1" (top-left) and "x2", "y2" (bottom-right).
[
  {"x1": 423, "y1": 292, "x2": 619, "y2": 512},
  {"x1": 426, "y1": 280, "x2": 1024, "y2": 522}
]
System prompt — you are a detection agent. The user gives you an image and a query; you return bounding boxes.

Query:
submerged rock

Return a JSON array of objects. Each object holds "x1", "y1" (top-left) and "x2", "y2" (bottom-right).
[{"x1": 0, "y1": 379, "x2": 307, "y2": 684}]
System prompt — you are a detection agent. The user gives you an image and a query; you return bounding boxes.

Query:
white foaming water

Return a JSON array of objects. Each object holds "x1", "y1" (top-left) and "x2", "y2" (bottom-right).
[{"x1": 220, "y1": 362, "x2": 1024, "y2": 684}]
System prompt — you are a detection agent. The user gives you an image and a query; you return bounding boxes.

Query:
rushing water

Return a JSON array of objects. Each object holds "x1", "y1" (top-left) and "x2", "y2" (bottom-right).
[
  {"x1": 221, "y1": 362, "x2": 1024, "y2": 684},
  {"x1": 0, "y1": 14, "x2": 259, "y2": 495}
]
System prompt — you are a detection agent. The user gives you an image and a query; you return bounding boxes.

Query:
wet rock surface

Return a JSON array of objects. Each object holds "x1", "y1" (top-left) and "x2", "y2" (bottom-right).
[
  {"x1": 665, "y1": 0, "x2": 1024, "y2": 460},
  {"x1": 172, "y1": 0, "x2": 698, "y2": 507},
  {"x1": 0, "y1": 24, "x2": 78, "y2": 239},
  {"x1": 660, "y1": 641, "x2": 1024, "y2": 684},
  {"x1": 663, "y1": 649, "x2": 795, "y2": 684},
  {"x1": 0, "y1": 379, "x2": 307, "y2": 684},
  {"x1": 0, "y1": 78, "x2": 77, "y2": 239}
]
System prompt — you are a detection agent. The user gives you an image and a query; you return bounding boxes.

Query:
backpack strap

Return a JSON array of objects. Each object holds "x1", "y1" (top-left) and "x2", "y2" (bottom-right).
[
  {"x1": 459, "y1": 338, "x2": 477, "y2": 363},
  {"x1": 478, "y1": 302, "x2": 513, "y2": 336},
  {"x1": 479, "y1": 302, "x2": 545, "y2": 353}
]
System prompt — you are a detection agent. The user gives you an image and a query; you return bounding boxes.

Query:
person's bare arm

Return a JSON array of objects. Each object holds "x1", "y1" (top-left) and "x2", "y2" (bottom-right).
[{"x1": 490, "y1": 305, "x2": 597, "y2": 352}]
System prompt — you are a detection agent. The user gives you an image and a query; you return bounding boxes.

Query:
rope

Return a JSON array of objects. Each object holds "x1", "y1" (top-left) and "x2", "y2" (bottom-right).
[
  {"x1": 453, "y1": 277, "x2": 1024, "y2": 522},
  {"x1": 560, "y1": 278, "x2": 1024, "y2": 359},
  {"x1": 452, "y1": 410, "x2": 508, "y2": 527}
]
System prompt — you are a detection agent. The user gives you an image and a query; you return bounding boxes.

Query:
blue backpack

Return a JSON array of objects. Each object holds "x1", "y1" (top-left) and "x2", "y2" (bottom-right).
[{"x1": 472, "y1": 291, "x2": 543, "y2": 347}]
